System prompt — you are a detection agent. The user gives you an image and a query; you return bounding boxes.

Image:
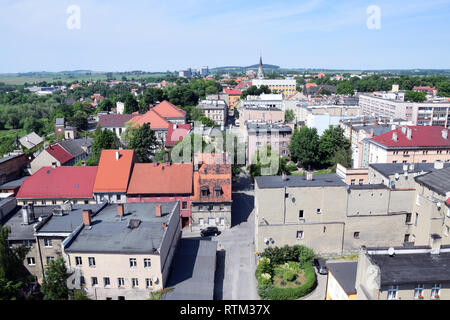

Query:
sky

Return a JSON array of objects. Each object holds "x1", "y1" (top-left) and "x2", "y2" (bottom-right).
[{"x1": 0, "y1": 0, "x2": 450, "y2": 73}]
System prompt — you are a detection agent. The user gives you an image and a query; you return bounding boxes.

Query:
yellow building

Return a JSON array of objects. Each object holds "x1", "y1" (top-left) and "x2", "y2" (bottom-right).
[
  {"x1": 224, "y1": 88, "x2": 242, "y2": 111},
  {"x1": 252, "y1": 79, "x2": 297, "y2": 97},
  {"x1": 325, "y1": 261, "x2": 358, "y2": 300}
]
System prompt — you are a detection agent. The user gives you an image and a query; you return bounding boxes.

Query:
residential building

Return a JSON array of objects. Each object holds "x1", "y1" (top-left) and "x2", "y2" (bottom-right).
[
  {"x1": 336, "y1": 164, "x2": 368, "y2": 186},
  {"x1": 16, "y1": 166, "x2": 98, "y2": 206},
  {"x1": 195, "y1": 99, "x2": 228, "y2": 126},
  {"x1": 98, "y1": 114, "x2": 135, "y2": 140},
  {"x1": 247, "y1": 123, "x2": 292, "y2": 165},
  {"x1": 0, "y1": 152, "x2": 29, "y2": 185},
  {"x1": 303, "y1": 84, "x2": 337, "y2": 97},
  {"x1": 0, "y1": 176, "x2": 28, "y2": 196},
  {"x1": 165, "y1": 123, "x2": 191, "y2": 148},
  {"x1": 127, "y1": 163, "x2": 193, "y2": 228},
  {"x1": 150, "y1": 101, "x2": 187, "y2": 124},
  {"x1": 252, "y1": 79, "x2": 297, "y2": 97},
  {"x1": 93, "y1": 150, "x2": 136, "y2": 204},
  {"x1": 325, "y1": 261, "x2": 358, "y2": 300},
  {"x1": 191, "y1": 154, "x2": 232, "y2": 230},
  {"x1": 239, "y1": 105, "x2": 285, "y2": 130},
  {"x1": 365, "y1": 126, "x2": 450, "y2": 166},
  {"x1": 64, "y1": 202, "x2": 181, "y2": 300},
  {"x1": 224, "y1": 88, "x2": 242, "y2": 111},
  {"x1": 355, "y1": 245, "x2": 450, "y2": 300},
  {"x1": 129, "y1": 109, "x2": 171, "y2": 143},
  {"x1": 19, "y1": 132, "x2": 43, "y2": 151}
]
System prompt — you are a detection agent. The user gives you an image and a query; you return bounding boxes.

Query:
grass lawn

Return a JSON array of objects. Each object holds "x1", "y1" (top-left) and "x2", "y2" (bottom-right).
[
  {"x1": 290, "y1": 167, "x2": 334, "y2": 175},
  {"x1": 0, "y1": 128, "x2": 26, "y2": 138},
  {"x1": 272, "y1": 262, "x2": 307, "y2": 288}
]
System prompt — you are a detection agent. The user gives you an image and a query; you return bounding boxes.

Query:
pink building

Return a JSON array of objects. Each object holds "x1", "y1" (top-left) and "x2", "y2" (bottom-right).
[{"x1": 239, "y1": 106, "x2": 284, "y2": 129}]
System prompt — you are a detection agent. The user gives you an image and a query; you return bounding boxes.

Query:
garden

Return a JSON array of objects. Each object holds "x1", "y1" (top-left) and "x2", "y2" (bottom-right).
[{"x1": 255, "y1": 245, "x2": 317, "y2": 300}]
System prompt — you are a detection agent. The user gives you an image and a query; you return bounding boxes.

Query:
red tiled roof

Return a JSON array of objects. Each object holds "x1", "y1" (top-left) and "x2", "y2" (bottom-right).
[
  {"x1": 152, "y1": 100, "x2": 186, "y2": 118},
  {"x1": 17, "y1": 166, "x2": 98, "y2": 199},
  {"x1": 224, "y1": 88, "x2": 242, "y2": 96},
  {"x1": 165, "y1": 124, "x2": 191, "y2": 147},
  {"x1": 369, "y1": 126, "x2": 450, "y2": 148},
  {"x1": 93, "y1": 150, "x2": 135, "y2": 193},
  {"x1": 127, "y1": 163, "x2": 193, "y2": 195},
  {"x1": 129, "y1": 109, "x2": 170, "y2": 130},
  {"x1": 46, "y1": 144, "x2": 73, "y2": 164}
]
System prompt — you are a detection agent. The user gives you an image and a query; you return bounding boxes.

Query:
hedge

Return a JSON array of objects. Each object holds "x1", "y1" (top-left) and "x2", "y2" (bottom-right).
[{"x1": 257, "y1": 262, "x2": 317, "y2": 300}]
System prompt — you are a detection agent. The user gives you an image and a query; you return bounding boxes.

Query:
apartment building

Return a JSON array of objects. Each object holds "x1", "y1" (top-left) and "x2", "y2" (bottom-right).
[
  {"x1": 0, "y1": 152, "x2": 29, "y2": 185},
  {"x1": 254, "y1": 173, "x2": 414, "y2": 256},
  {"x1": 64, "y1": 202, "x2": 181, "y2": 300},
  {"x1": 239, "y1": 105, "x2": 285, "y2": 130},
  {"x1": 224, "y1": 88, "x2": 242, "y2": 111},
  {"x1": 98, "y1": 114, "x2": 135, "y2": 140},
  {"x1": 365, "y1": 126, "x2": 450, "y2": 166},
  {"x1": 252, "y1": 79, "x2": 297, "y2": 97},
  {"x1": 195, "y1": 99, "x2": 228, "y2": 126},
  {"x1": 359, "y1": 93, "x2": 450, "y2": 127}
]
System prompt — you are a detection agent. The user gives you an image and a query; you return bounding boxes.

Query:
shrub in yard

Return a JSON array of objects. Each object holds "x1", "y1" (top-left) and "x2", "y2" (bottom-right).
[
  {"x1": 283, "y1": 270, "x2": 295, "y2": 282},
  {"x1": 260, "y1": 245, "x2": 315, "y2": 266},
  {"x1": 280, "y1": 280, "x2": 287, "y2": 287}
]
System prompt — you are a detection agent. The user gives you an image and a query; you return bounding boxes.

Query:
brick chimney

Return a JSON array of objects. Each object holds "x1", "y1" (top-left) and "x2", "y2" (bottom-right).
[
  {"x1": 117, "y1": 204, "x2": 124, "y2": 217},
  {"x1": 115, "y1": 150, "x2": 120, "y2": 161},
  {"x1": 83, "y1": 210, "x2": 92, "y2": 226},
  {"x1": 155, "y1": 204, "x2": 162, "y2": 217},
  {"x1": 162, "y1": 223, "x2": 167, "y2": 229}
]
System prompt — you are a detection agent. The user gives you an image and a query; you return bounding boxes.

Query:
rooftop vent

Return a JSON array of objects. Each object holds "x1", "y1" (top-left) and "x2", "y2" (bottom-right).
[
  {"x1": 115, "y1": 150, "x2": 120, "y2": 161},
  {"x1": 392, "y1": 132, "x2": 398, "y2": 141},
  {"x1": 442, "y1": 129, "x2": 448, "y2": 140},
  {"x1": 434, "y1": 161, "x2": 444, "y2": 170},
  {"x1": 127, "y1": 219, "x2": 141, "y2": 229}
]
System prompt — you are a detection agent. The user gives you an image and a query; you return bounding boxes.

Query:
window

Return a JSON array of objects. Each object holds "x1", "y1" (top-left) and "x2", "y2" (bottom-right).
[
  {"x1": 182, "y1": 201, "x2": 188, "y2": 210},
  {"x1": 208, "y1": 205, "x2": 214, "y2": 211},
  {"x1": 144, "y1": 258, "x2": 151, "y2": 268},
  {"x1": 414, "y1": 284, "x2": 424, "y2": 300},
  {"x1": 23, "y1": 240, "x2": 33, "y2": 248},
  {"x1": 415, "y1": 213, "x2": 419, "y2": 227},
  {"x1": 91, "y1": 277, "x2": 98, "y2": 287},
  {"x1": 299, "y1": 210, "x2": 304, "y2": 219},
  {"x1": 75, "y1": 257, "x2": 82, "y2": 266},
  {"x1": 146, "y1": 278, "x2": 153, "y2": 288},
  {"x1": 215, "y1": 188, "x2": 222, "y2": 197},
  {"x1": 129, "y1": 258, "x2": 137, "y2": 268},
  {"x1": 316, "y1": 208, "x2": 322, "y2": 214},
  {"x1": 387, "y1": 285, "x2": 399, "y2": 300},
  {"x1": 359, "y1": 179, "x2": 364, "y2": 185},
  {"x1": 404, "y1": 234, "x2": 410, "y2": 242},
  {"x1": 44, "y1": 239, "x2": 52, "y2": 248},
  {"x1": 405, "y1": 213, "x2": 412, "y2": 224},
  {"x1": 353, "y1": 232, "x2": 360, "y2": 239},
  {"x1": 46, "y1": 256, "x2": 55, "y2": 264},
  {"x1": 131, "y1": 278, "x2": 139, "y2": 288},
  {"x1": 220, "y1": 204, "x2": 224, "y2": 211},
  {"x1": 103, "y1": 277, "x2": 110, "y2": 287},
  {"x1": 118, "y1": 278, "x2": 125, "y2": 287},
  {"x1": 201, "y1": 187, "x2": 209, "y2": 197},
  {"x1": 431, "y1": 284, "x2": 441, "y2": 299},
  {"x1": 117, "y1": 194, "x2": 122, "y2": 201},
  {"x1": 199, "y1": 218, "x2": 204, "y2": 225},
  {"x1": 80, "y1": 276, "x2": 86, "y2": 286},
  {"x1": 296, "y1": 231, "x2": 304, "y2": 240},
  {"x1": 88, "y1": 257, "x2": 96, "y2": 267},
  {"x1": 350, "y1": 179, "x2": 355, "y2": 185},
  {"x1": 220, "y1": 218, "x2": 225, "y2": 226},
  {"x1": 27, "y1": 257, "x2": 36, "y2": 266}
]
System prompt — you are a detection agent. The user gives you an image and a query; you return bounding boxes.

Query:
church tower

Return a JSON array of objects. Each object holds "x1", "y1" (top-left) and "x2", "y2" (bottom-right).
[{"x1": 257, "y1": 55, "x2": 265, "y2": 79}]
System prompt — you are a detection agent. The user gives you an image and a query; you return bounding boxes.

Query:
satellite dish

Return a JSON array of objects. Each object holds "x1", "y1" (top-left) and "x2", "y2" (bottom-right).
[
  {"x1": 437, "y1": 202, "x2": 442, "y2": 208},
  {"x1": 388, "y1": 247, "x2": 395, "y2": 256},
  {"x1": 152, "y1": 276, "x2": 158, "y2": 283}
]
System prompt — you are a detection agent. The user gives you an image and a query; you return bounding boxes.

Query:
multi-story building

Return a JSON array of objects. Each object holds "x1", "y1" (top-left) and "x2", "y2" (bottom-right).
[
  {"x1": 247, "y1": 123, "x2": 292, "y2": 165},
  {"x1": 98, "y1": 114, "x2": 135, "y2": 140},
  {"x1": 93, "y1": 150, "x2": 136, "y2": 204},
  {"x1": 126, "y1": 163, "x2": 193, "y2": 228},
  {"x1": 64, "y1": 202, "x2": 181, "y2": 300},
  {"x1": 0, "y1": 152, "x2": 29, "y2": 185},
  {"x1": 325, "y1": 261, "x2": 358, "y2": 300},
  {"x1": 252, "y1": 79, "x2": 297, "y2": 97},
  {"x1": 359, "y1": 93, "x2": 450, "y2": 127},
  {"x1": 16, "y1": 166, "x2": 98, "y2": 206},
  {"x1": 365, "y1": 126, "x2": 450, "y2": 166},
  {"x1": 190, "y1": 154, "x2": 232, "y2": 230},
  {"x1": 195, "y1": 99, "x2": 228, "y2": 126},
  {"x1": 239, "y1": 105, "x2": 285, "y2": 130},
  {"x1": 224, "y1": 88, "x2": 242, "y2": 112},
  {"x1": 150, "y1": 101, "x2": 187, "y2": 124}
]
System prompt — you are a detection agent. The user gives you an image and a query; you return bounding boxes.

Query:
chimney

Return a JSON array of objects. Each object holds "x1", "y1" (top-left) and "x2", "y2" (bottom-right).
[
  {"x1": 115, "y1": 150, "x2": 120, "y2": 161},
  {"x1": 117, "y1": 204, "x2": 124, "y2": 217},
  {"x1": 83, "y1": 210, "x2": 92, "y2": 227},
  {"x1": 392, "y1": 132, "x2": 398, "y2": 141},
  {"x1": 406, "y1": 128, "x2": 412, "y2": 140},
  {"x1": 22, "y1": 205, "x2": 35, "y2": 225},
  {"x1": 81, "y1": 161, "x2": 86, "y2": 167},
  {"x1": 434, "y1": 161, "x2": 444, "y2": 170},
  {"x1": 430, "y1": 234, "x2": 442, "y2": 255},
  {"x1": 52, "y1": 162, "x2": 57, "y2": 169},
  {"x1": 162, "y1": 223, "x2": 167, "y2": 229},
  {"x1": 442, "y1": 129, "x2": 448, "y2": 140},
  {"x1": 306, "y1": 172, "x2": 313, "y2": 181},
  {"x1": 155, "y1": 204, "x2": 162, "y2": 217},
  {"x1": 282, "y1": 172, "x2": 288, "y2": 181}
]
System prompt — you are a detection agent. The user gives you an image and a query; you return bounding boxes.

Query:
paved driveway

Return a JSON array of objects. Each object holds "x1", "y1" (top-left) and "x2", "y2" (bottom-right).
[{"x1": 300, "y1": 271, "x2": 327, "y2": 300}]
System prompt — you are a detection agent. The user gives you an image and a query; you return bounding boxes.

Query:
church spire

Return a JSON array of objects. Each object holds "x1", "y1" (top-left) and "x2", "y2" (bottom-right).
[{"x1": 257, "y1": 55, "x2": 265, "y2": 79}]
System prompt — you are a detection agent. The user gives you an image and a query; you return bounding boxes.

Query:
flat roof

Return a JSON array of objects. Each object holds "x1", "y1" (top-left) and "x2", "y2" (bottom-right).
[
  {"x1": 414, "y1": 166, "x2": 450, "y2": 196},
  {"x1": 0, "y1": 176, "x2": 29, "y2": 190},
  {"x1": 256, "y1": 174, "x2": 347, "y2": 189},
  {"x1": 327, "y1": 261, "x2": 358, "y2": 294},
  {"x1": 370, "y1": 162, "x2": 450, "y2": 178},
  {"x1": 163, "y1": 239, "x2": 217, "y2": 300}
]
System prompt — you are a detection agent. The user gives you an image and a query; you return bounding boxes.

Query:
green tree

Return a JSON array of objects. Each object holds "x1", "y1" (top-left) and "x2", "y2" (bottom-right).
[
  {"x1": 89, "y1": 127, "x2": 121, "y2": 165},
  {"x1": 99, "y1": 98, "x2": 114, "y2": 111},
  {"x1": 127, "y1": 123, "x2": 159, "y2": 163},
  {"x1": 404, "y1": 90, "x2": 426, "y2": 102},
  {"x1": 289, "y1": 127, "x2": 320, "y2": 169},
  {"x1": 198, "y1": 116, "x2": 217, "y2": 127},
  {"x1": 437, "y1": 82, "x2": 450, "y2": 97},
  {"x1": 285, "y1": 109, "x2": 295, "y2": 123},
  {"x1": 332, "y1": 148, "x2": 352, "y2": 171},
  {"x1": 336, "y1": 82, "x2": 355, "y2": 95},
  {"x1": 318, "y1": 126, "x2": 350, "y2": 167},
  {"x1": 41, "y1": 257, "x2": 69, "y2": 300},
  {"x1": 123, "y1": 93, "x2": 139, "y2": 114}
]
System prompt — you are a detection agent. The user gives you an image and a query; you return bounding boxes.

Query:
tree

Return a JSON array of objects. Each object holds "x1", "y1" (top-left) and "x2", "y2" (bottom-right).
[
  {"x1": 99, "y1": 98, "x2": 114, "y2": 111},
  {"x1": 332, "y1": 148, "x2": 352, "y2": 171},
  {"x1": 336, "y1": 82, "x2": 354, "y2": 95},
  {"x1": 123, "y1": 93, "x2": 139, "y2": 114},
  {"x1": 41, "y1": 257, "x2": 69, "y2": 300},
  {"x1": 289, "y1": 127, "x2": 320, "y2": 169},
  {"x1": 437, "y1": 82, "x2": 450, "y2": 97},
  {"x1": 318, "y1": 126, "x2": 350, "y2": 167},
  {"x1": 198, "y1": 116, "x2": 217, "y2": 127},
  {"x1": 89, "y1": 127, "x2": 121, "y2": 165},
  {"x1": 127, "y1": 123, "x2": 159, "y2": 163},
  {"x1": 285, "y1": 110, "x2": 295, "y2": 123},
  {"x1": 404, "y1": 90, "x2": 426, "y2": 102}
]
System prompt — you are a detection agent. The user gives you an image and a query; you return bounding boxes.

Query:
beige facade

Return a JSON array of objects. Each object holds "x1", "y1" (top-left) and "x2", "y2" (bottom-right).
[{"x1": 29, "y1": 150, "x2": 61, "y2": 175}]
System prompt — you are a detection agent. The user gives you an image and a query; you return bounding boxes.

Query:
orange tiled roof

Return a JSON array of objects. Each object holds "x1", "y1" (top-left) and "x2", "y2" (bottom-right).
[
  {"x1": 152, "y1": 100, "x2": 186, "y2": 118},
  {"x1": 129, "y1": 109, "x2": 170, "y2": 130},
  {"x1": 127, "y1": 163, "x2": 193, "y2": 195},
  {"x1": 93, "y1": 150, "x2": 135, "y2": 193},
  {"x1": 305, "y1": 83, "x2": 317, "y2": 89}
]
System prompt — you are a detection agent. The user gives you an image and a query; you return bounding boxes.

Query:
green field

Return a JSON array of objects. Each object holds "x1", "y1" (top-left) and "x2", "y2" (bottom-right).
[{"x1": 0, "y1": 128, "x2": 27, "y2": 138}]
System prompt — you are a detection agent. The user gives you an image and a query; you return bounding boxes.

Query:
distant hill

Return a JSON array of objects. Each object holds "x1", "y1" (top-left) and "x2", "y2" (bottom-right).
[{"x1": 210, "y1": 64, "x2": 280, "y2": 72}]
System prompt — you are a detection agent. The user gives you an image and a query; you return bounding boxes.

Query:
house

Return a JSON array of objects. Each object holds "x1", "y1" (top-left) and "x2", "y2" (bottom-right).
[
  {"x1": 19, "y1": 132, "x2": 44, "y2": 151},
  {"x1": 129, "y1": 109, "x2": 171, "y2": 143},
  {"x1": 126, "y1": 163, "x2": 193, "y2": 228},
  {"x1": 0, "y1": 152, "x2": 29, "y2": 185},
  {"x1": 165, "y1": 124, "x2": 191, "y2": 148},
  {"x1": 98, "y1": 114, "x2": 135, "y2": 140},
  {"x1": 151, "y1": 101, "x2": 187, "y2": 124},
  {"x1": 30, "y1": 140, "x2": 88, "y2": 174},
  {"x1": 0, "y1": 176, "x2": 29, "y2": 196},
  {"x1": 93, "y1": 150, "x2": 136, "y2": 204},
  {"x1": 195, "y1": 100, "x2": 228, "y2": 126},
  {"x1": 16, "y1": 166, "x2": 98, "y2": 206},
  {"x1": 64, "y1": 202, "x2": 181, "y2": 300},
  {"x1": 191, "y1": 154, "x2": 232, "y2": 230},
  {"x1": 325, "y1": 261, "x2": 358, "y2": 300},
  {"x1": 365, "y1": 126, "x2": 450, "y2": 166},
  {"x1": 355, "y1": 245, "x2": 450, "y2": 300},
  {"x1": 224, "y1": 88, "x2": 242, "y2": 111}
]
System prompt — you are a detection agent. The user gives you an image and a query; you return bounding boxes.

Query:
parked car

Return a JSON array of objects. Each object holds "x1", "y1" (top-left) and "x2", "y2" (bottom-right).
[
  {"x1": 313, "y1": 258, "x2": 328, "y2": 275},
  {"x1": 200, "y1": 227, "x2": 221, "y2": 237}
]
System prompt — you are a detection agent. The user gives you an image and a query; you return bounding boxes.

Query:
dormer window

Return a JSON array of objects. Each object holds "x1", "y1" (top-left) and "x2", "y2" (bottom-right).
[
  {"x1": 201, "y1": 186, "x2": 209, "y2": 197},
  {"x1": 214, "y1": 187, "x2": 222, "y2": 197}
]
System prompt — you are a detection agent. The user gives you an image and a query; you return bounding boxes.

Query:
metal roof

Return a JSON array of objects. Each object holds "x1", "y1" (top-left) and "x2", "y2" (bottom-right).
[{"x1": 256, "y1": 174, "x2": 347, "y2": 189}]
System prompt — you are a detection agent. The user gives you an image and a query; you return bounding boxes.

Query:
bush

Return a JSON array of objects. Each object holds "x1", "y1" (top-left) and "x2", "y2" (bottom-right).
[
  {"x1": 280, "y1": 280, "x2": 287, "y2": 287},
  {"x1": 260, "y1": 245, "x2": 315, "y2": 265},
  {"x1": 284, "y1": 270, "x2": 295, "y2": 282}
]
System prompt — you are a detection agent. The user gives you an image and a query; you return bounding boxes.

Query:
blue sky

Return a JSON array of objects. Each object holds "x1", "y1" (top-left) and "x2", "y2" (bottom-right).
[{"x1": 0, "y1": 0, "x2": 450, "y2": 73}]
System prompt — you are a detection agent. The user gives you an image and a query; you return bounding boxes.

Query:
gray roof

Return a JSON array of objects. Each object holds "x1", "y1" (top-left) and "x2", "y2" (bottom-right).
[
  {"x1": 354, "y1": 125, "x2": 392, "y2": 137},
  {"x1": 414, "y1": 166, "x2": 450, "y2": 196},
  {"x1": 370, "y1": 162, "x2": 450, "y2": 178},
  {"x1": 196, "y1": 100, "x2": 227, "y2": 110},
  {"x1": 0, "y1": 177, "x2": 29, "y2": 190},
  {"x1": 58, "y1": 139, "x2": 86, "y2": 158},
  {"x1": 327, "y1": 261, "x2": 358, "y2": 294},
  {"x1": 73, "y1": 138, "x2": 93, "y2": 148},
  {"x1": 55, "y1": 118, "x2": 65, "y2": 126},
  {"x1": 0, "y1": 153, "x2": 24, "y2": 165},
  {"x1": 247, "y1": 123, "x2": 292, "y2": 134},
  {"x1": 369, "y1": 252, "x2": 450, "y2": 286},
  {"x1": 349, "y1": 184, "x2": 388, "y2": 190},
  {"x1": 64, "y1": 202, "x2": 179, "y2": 254},
  {"x1": 256, "y1": 174, "x2": 347, "y2": 189},
  {"x1": 164, "y1": 239, "x2": 217, "y2": 300},
  {"x1": 19, "y1": 132, "x2": 43, "y2": 150}
]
